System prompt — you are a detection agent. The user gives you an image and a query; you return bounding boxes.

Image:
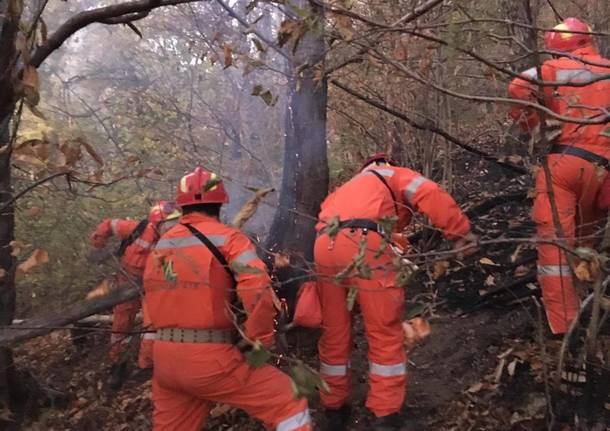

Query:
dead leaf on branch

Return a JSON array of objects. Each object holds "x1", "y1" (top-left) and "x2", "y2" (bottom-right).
[
  {"x1": 17, "y1": 249, "x2": 49, "y2": 274},
  {"x1": 232, "y1": 187, "x2": 274, "y2": 228},
  {"x1": 273, "y1": 252, "x2": 290, "y2": 269},
  {"x1": 209, "y1": 404, "x2": 233, "y2": 418},
  {"x1": 278, "y1": 19, "x2": 299, "y2": 48},
  {"x1": 334, "y1": 14, "x2": 354, "y2": 41},
  {"x1": 9, "y1": 240, "x2": 26, "y2": 257},
  {"x1": 432, "y1": 260, "x2": 449, "y2": 280},
  {"x1": 223, "y1": 43, "x2": 233, "y2": 69},
  {"x1": 22, "y1": 66, "x2": 40, "y2": 106},
  {"x1": 0, "y1": 268, "x2": 6, "y2": 279},
  {"x1": 86, "y1": 279, "x2": 113, "y2": 300}
]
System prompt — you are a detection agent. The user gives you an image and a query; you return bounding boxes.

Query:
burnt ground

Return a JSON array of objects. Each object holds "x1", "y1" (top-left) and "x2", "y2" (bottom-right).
[{"x1": 10, "y1": 149, "x2": 610, "y2": 430}]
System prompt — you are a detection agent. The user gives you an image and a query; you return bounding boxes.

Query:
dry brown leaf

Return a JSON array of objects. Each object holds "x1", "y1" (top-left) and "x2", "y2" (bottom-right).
[
  {"x1": 79, "y1": 139, "x2": 103, "y2": 166},
  {"x1": 22, "y1": 66, "x2": 40, "y2": 106},
  {"x1": 273, "y1": 252, "x2": 290, "y2": 269},
  {"x1": 0, "y1": 268, "x2": 6, "y2": 279},
  {"x1": 514, "y1": 265, "x2": 530, "y2": 278},
  {"x1": 507, "y1": 359, "x2": 518, "y2": 377},
  {"x1": 223, "y1": 43, "x2": 233, "y2": 68},
  {"x1": 25, "y1": 206, "x2": 41, "y2": 217},
  {"x1": 432, "y1": 260, "x2": 449, "y2": 280},
  {"x1": 484, "y1": 274, "x2": 495, "y2": 286},
  {"x1": 86, "y1": 279, "x2": 113, "y2": 300},
  {"x1": 479, "y1": 257, "x2": 497, "y2": 266},
  {"x1": 209, "y1": 404, "x2": 233, "y2": 418},
  {"x1": 574, "y1": 261, "x2": 592, "y2": 282},
  {"x1": 402, "y1": 318, "x2": 431, "y2": 351},
  {"x1": 335, "y1": 15, "x2": 354, "y2": 41},
  {"x1": 278, "y1": 19, "x2": 299, "y2": 47},
  {"x1": 466, "y1": 382, "x2": 484, "y2": 393},
  {"x1": 231, "y1": 187, "x2": 273, "y2": 228},
  {"x1": 392, "y1": 34, "x2": 410, "y2": 61},
  {"x1": 17, "y1": 249, "x2": 49, "y2": 274},
  {"x1": 9, "y1": 240, "x2": 26, "y2": 257}
]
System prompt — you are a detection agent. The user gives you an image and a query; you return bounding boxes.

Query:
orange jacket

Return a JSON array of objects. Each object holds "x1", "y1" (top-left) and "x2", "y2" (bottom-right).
[
  {"x1": 316, "y1": 165, "x2": 470, "y2": 240},
  {"x1": 90, "y1": 218, "x2": 159, "y2": 276},
  {"x1": 142, "y1": 213, "x2": 276, "y2": 346},
  {"x1": 508, "y1": 47, "x2": 610, "y2": 157}
]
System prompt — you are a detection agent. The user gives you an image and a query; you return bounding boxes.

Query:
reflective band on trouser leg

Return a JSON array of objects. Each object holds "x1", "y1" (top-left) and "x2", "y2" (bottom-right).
[
  {"x1": 320, "y1": 361, "x2": 349, "y2": 377},
  {"x1": 276, "y1": 409, "x2": 311, "y2": 431},
  {"x1": 370, "y1": 361, "x2": 406, "y2": 377},
  {"x1": 537, "y1": 261, "x2": 579, "y2": 334},
  {"x1": 111, "y1": 219, "x2": 120, "y2": 235}
]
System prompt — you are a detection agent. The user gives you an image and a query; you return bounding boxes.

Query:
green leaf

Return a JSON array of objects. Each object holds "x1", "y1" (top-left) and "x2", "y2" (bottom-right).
[
  {"x1": 405, "y1": 303, "x2": 425, "y2": 320},
  {"x1": 231, "y1": 261, "x2": 263, "y2": 274},
  {"x1": 290, "y1": 360, "x2": 330, "y2": 399},
  {"x1": 244, "y1": 341, "x2": 271, "y2": 368}
]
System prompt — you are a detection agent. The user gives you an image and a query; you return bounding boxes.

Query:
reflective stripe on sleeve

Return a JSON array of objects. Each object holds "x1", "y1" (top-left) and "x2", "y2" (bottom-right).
[
  {"x1": 155, "y1": 235, "x2": 226, "y2": 250},
  {"x1": 320, "y1": 361, "x2": 349, "y2": 376},
  {"x1": 134, "y1": 238, "x2": 151, "y2": 249},
  {"x1": 143, "y1": 332, "x2": 156, "y2": 341},
  {"x1": 522, "y1": 67, "x2": 538, "y2": 79},
  {"x1": 364, "y1": 168, "x2": 395, "y2": 177},
  {"x1": 369, "y1": 361, "x2": 406, "y2": 377},
  {"x1": 537, "y1": 265, "x2": 572, "y2": 277},
  {"x1": 276, "y1": 409, "x2": 311, "y2": 431},
  {"x1": 111, "y1": 219, "x2": 120, "y2": 235},
  {"x1": 403, "y1": 175, "x2": 428, "y2": 204},
  {"x1": 555, "y1": 69, "x2": 607, "y2": 84},
  {"x1": 233, "y1": 250, "x2": 258, "y2": 265}
]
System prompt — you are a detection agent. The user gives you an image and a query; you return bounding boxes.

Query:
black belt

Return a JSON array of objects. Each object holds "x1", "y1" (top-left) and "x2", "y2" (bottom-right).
[
  {"x1": 339, "y1": 218, "x2": 381, "y2": 233},
  {"x1": 548, "y1": 144, "x2": 610, "y2": 169}
]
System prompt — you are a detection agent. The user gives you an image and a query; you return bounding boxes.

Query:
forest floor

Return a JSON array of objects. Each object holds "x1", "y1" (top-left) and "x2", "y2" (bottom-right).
[{"x1": 11, "y1": 149, "x2": 610, "y2": 430}]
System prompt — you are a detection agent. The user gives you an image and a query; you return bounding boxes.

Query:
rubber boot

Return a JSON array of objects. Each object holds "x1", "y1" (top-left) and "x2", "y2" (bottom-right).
[
  {"x1": 107, "y1": 361, "x2": 128, "y2": 390},
  {"x1": 324, "y1": 405, "x2": 351, "y2": 431},
  {"x1": 372, "y1": 412, "x2": 403, "y2": 431}
]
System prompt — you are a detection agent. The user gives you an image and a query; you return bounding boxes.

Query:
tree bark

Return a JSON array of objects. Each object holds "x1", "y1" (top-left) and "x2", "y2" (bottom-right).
[
  {"x1": 590, "y1": 1, "x2": 610, "y2": 57},
  {"x1": 0, "y1": 0, "x2": 19, "y2": 426},
  {"x1": 265, "y1": 2, "x2": 328, "y2": 260}
]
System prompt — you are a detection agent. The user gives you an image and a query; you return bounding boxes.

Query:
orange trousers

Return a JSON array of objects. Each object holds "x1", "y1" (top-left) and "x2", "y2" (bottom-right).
[
  {"x1": 315, "y1": 230, "x2": 406, "y2": 417},
  {"x1": 152, "y1": 341, "x2": 311, "y2": 431},
  {"x1": 533, "y1": 154, "x2": 605, "y2": 334},
  {"x1": 110, "y1": 275, "x2": 153, "y2": 368}
]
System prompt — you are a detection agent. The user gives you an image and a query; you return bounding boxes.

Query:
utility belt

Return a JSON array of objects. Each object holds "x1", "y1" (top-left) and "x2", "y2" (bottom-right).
[
  {"x1": 156, "y1": 328, "x2": 236, "y2": 344},
  {"x1": 338, "y1": 218, "x2": 383, "y2": 234},
  {"x1": 548, "y1": 144, "x2": 610, "y2": 169}
]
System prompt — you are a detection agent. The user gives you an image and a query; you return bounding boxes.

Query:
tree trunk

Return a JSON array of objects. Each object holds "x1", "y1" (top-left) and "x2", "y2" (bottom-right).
[
  {"x1": 264, "y1": 0, "x2": 328, "y2": 308},
  {"x1": 0, "y1": 0, "x2": 19, "y2": 426},
  {"x1": 504, "y1": 0, "x2": 538, "y2": 71},
  {"x1": 590, "y1": 1, "x2": 610, "y2": 57}
]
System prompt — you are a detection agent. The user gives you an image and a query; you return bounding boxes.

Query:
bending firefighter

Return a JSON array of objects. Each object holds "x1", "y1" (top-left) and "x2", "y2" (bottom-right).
[
  {"x1": 142, "y1": 167, "x2": 311, "y2": 431},
  {"x1": 90, "y1": 201, "x2": 179, "y2": 388},
  {"x1": 508, "y1": 17, "x2": 610, "y2": 334},
  {"x1": 315, "y1": 153, "x2": 476, "y2": 430}
]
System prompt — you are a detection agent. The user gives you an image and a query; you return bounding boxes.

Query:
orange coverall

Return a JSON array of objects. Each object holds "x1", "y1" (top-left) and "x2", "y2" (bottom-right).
[
  {"x1": 508, "y1": 46, "x2": 610, "y2": 334},
  {"x1": 91, "y1": 218, "x2": 160, "y2": 367},
  {"x1": 315, "y1": 165, "x2": 471, "y2": 417},
  {"x1": 142, "y1": 212, "x2": 311, "y2": 431}
]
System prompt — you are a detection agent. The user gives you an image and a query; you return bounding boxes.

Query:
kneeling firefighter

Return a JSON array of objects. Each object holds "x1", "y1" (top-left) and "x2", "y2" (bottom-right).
[
  {"x1": 142, "y1": 167, "x2": 311, "y2": 431},
  {"x1": 315, "y1": 154, "x2": 477, "y2": 430}
]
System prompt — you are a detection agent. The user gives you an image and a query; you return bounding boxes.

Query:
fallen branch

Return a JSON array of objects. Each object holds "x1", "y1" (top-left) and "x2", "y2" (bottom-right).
[{"x1": 0, "y1": 286, "x2": 140, "y2": 346}]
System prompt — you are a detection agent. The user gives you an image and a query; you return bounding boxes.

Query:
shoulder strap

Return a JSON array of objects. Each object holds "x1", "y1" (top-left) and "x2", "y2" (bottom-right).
[
  {"x1": 182, "y1": 223, "x2": 236, "y2": 287},
  {"x1": 115, "y1": 218, "x2": 149, "y2": 257},
  {"x1": 368, "y1": 169, "x2": 399, "y2": 216}
]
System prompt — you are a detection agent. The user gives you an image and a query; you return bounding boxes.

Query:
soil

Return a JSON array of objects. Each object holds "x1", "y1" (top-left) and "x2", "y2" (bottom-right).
[{"x1": 9, "y1": 149, "x2": 610, "y2": 430}]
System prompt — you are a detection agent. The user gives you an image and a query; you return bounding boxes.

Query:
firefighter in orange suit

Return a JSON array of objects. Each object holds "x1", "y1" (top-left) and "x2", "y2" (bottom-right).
[
  {"x1": 508, "y1": 17, "x2": 610, "y2": 335},
  {"x1": 142, "y1": 167, "x2": 311, "y2": 431},
  {"x1": 90, "y1": 201, "x2": 178, "y2": 387},
  {"x1": 315, "y1": 154, "x2": 476, "y2": 430}
]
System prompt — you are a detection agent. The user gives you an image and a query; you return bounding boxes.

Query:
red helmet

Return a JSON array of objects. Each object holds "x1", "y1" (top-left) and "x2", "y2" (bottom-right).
[
  {"x1": 176, "y1": 167, "x2": 229, "y2": 207},
  {"x1": 360, "y1": 153, "x2": 398, "y2": 171},
  {"x1": 149, "y1": 201, "x2": 177, "y2": 225},
  {"x1": 544, "y1": 18, "x2": 593, "y2": 53}
]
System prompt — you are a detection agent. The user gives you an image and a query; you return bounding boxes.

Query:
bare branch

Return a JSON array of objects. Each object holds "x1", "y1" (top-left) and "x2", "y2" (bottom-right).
[{"x1": 30, "y1": 0, "x2": 200, "y2": 68}]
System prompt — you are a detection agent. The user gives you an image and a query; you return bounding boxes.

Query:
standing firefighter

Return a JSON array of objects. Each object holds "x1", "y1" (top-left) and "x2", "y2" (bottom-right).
[
  {"x1": 508, "y1": 18, "x2": 610, "y2": 335},
  {"x1": 90, "y1": 200, "x2": 178, "y2": 388},
  {"x1": 315, "y1": 154, "x2": 476, "y2": 430},
  {"x1": 142, "y1": 167, "x2": 311, "y2": 431}
]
